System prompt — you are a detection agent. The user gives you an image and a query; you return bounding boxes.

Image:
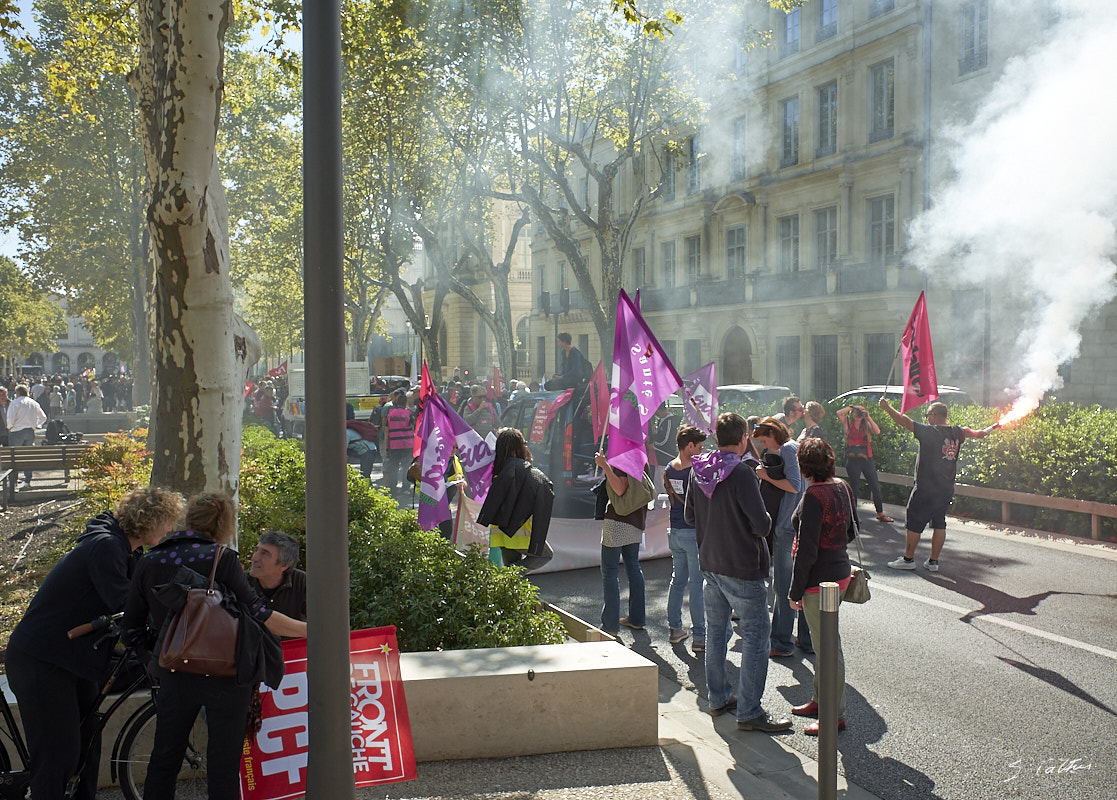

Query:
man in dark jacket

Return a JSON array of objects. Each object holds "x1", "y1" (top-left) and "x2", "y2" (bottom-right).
[{"x1": 684, "y1": 412, "x2": 791, "y2": 734}]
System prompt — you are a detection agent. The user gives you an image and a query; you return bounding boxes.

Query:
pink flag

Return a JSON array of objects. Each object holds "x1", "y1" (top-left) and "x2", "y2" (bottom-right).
[
  {"x1": 589, "y1": 361, "x2": 609, "y2": 441},
  {"x1": 543, "y1": 388, "x2": 575, "y2": 432},
  {"x1": 607, "y1": 290, "x2": 682, "y2": 477},
  {"x1": 416, "y1": 393, "x2": 494, "y2": 531},
  {"x1": 413, "y1": 362, "x2": 437, "y2": 457},
  {"x1": 681, "y1": 362, "x2": 718, "y2": 434},
  {"x1": 900, "y1": 291, "x2": 939, "y2": 413}
]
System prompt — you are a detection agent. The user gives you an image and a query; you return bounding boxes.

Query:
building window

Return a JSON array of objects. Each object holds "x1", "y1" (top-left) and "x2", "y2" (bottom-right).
[
  {"x1": 812, "y1": 335, "x2": 838, "y2": 401},
  {"x1": 960, "y1": 0, "x2": 989, "y2": 75},
  {"x1": 632, "y1": 246, "x2": 646, "y2": 287},
  {"x1": 558, "y1": 261, "x2": 567, "y2": 291},
  {"x1": 817, "y1": 0, "x2": 837, "y2": 41},
  {"x1": 817, "y1": 81, "x2": 838, "y2": 157},
  {"x1": 661, "y1": 241, "x2": 677, "y2": 287},
  {"x1": 777, "y1": 336, "x2": 800, "y2": 394},
  {"x1": 869, "y1": 0, "x2": 895, "y2": 18},
  {"x1": 726, "y1": 225, "x2": 746, "y2": 279},
  {"x1": 870, "y1": 60, "x2": 895, "y2": 143},
  {"x1": 868, "y1": 194, "x2": 895, "y2": 266},
  {"x1": 780, "y1": 96, "x2": 800, "y2": 167},
  {"x1": 780, "y1": 8, "x2": 800, "y2": 57},
  {"x1": 661, "y1": 153, "x2": 676, "y2": 201},
  {"x1": 864, "y1": 333, "x2": 895, "y2": 385},
  {"x1": 687, "y1": 136, "x2": 701, "y2": 195},
  {"x1": 731, "y1": 116, "x2": 747, "y2": 180},
  {"x1": 814, "y1": 206, "x2": 838, "y2": 269},
  {"x1": 538, "y1": 263, "x2": 547, "y2": 300},
  {"x1": 685, "y1": 235, "x2": 701, "y2": 283},
  {"x1": 779, "y1": 214, "x2": 800, "y2": 272}
]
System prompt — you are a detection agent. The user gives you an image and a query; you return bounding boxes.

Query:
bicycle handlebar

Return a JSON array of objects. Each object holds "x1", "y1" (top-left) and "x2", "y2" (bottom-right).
[{"x1": 67, "y1": 612, "x2": 123, "y2": 640}]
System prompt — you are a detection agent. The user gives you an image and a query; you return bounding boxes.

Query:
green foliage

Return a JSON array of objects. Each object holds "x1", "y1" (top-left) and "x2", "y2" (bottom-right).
[
  {"x1": 75, "y1": 431, "x2": 153, "y2": 522},
  {"x1": 237, "y1": 426, "x2": 566, "y2": 651}
]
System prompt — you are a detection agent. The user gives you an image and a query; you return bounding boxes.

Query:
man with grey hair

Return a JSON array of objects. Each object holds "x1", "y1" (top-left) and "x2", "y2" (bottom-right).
[{"x1": 248, "y1": 531, "x2": 307, "y2": 623}]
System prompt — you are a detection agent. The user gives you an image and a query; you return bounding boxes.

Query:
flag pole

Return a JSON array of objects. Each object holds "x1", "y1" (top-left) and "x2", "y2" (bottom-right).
[{"x1": 884, "y1": 341, "x2": 902, "y2": 388}]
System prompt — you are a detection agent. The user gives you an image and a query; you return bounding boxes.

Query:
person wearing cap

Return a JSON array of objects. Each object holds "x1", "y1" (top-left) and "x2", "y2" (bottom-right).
[{"x1": 878, "y1": 399, "x2": 992, "y2": 572}]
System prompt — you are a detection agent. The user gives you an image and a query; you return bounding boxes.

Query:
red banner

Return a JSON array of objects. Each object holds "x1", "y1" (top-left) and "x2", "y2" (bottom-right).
[
  {"x1": 268, "y1": 361, "x2": 288, "y2": 378},
  {"x1": 899, "y1": 291, "x2": 939, "y2": 414},
  {"x1": 529, "y1": 401, "x2": 553, "y2": 443},
  {"x1": 240, "y1": 627, "x2": 417, "y2": 799}
]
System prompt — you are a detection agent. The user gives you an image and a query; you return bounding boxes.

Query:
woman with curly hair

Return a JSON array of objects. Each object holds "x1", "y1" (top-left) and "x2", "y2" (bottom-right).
[{"x1": 7, "y1": 487, "x2": 187, "y2": 800}]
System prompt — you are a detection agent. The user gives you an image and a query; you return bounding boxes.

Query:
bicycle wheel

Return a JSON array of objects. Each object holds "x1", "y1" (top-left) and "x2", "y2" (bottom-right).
[{"x1": 115, "y1": 700, "x2": 209, "y2": 800}]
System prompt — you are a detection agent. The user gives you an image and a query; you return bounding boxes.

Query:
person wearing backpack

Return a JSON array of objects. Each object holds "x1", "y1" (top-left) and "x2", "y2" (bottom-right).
[{"x1": 550, "y1": 332, "x2": 591, "y2": 389}]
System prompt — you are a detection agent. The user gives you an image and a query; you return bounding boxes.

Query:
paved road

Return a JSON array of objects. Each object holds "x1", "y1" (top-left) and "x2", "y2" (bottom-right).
[{"x1": 528, "y1": 509, "x2": 1117, "y2": 800}]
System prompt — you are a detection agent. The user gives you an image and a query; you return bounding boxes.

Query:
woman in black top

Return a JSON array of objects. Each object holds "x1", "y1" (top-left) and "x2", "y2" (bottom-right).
[
  {"x1": 788, "y1": 438, "x2": 856, "y2": 735},
  {"x1": 477, "y1": 428, "x2": 555, "y2": 571},
  {"x1": 122, "y1": 493, "x2": 306, "y2": 800},
  {"x1": 6, "y1": 487, "x2": 186, "y2": 800}
]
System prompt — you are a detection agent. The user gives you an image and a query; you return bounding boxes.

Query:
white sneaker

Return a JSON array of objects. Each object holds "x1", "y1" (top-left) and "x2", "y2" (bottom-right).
[
  {"x1": 888, "y1": 556, "x2": 916, "y2": 570},
  {"x1": 923, "y1": 559, "x2": 940, "y2": 572}
]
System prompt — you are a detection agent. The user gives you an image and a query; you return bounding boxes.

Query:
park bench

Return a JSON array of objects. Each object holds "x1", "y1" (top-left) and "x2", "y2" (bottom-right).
[{"x1": 1, "y1": 443, "x2": 93, "y2": 503}]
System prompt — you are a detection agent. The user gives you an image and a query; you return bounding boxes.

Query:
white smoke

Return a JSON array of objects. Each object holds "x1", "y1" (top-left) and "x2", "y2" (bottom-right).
[{"x1": 908, "y1": 0, "x2": 1117, "y2": 419}]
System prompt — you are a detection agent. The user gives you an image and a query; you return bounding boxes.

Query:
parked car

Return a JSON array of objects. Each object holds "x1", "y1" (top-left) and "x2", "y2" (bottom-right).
[
  {"x1": 500, "y1": 388, "x2": 599, "y2": 518},
  {"x1": 827, "y1": 384, "x2": 976, "y2": 409},
  {"x1": 716, "y1": 384, "x2": 792, "y2": 408}
]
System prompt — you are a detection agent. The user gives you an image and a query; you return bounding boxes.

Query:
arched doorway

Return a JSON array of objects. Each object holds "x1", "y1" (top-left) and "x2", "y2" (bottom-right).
[
  {"x1": 721, "y1": 327, "x2": 753, "y2": 384},
  {"x1": 53, "y1": 353, "x2": 71, "y2": 374}
]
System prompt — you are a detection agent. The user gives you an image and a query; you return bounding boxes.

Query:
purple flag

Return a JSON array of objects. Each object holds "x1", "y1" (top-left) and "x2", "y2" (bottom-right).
[
  {"x1": 416, "y1": 394, "x2": 494, "y2": 531},
  {"x1": 681, "y1": 362, "x2": 718, "y2": 435},
  {"x1": 607, "y1": 289, "x2": 682, "y2": 477}
]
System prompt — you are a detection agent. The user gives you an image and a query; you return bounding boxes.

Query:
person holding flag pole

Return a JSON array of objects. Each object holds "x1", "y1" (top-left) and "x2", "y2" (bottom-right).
[
  {"x1": 596, "y1": 289, "x2": 683, "y2": 637},
  {"x1": 878, "y1": 292, "x2": 996, "y2": 572}
]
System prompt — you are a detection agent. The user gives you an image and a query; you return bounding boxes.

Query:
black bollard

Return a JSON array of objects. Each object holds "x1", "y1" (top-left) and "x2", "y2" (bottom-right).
[{"x1": 818, "y1": 581, "x2": 840, "y2": 800}]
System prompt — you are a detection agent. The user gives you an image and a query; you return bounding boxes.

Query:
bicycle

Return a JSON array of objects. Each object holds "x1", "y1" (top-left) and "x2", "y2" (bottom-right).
[{"x1": 0, "y1": 613, "x2": 210, "y2": 799}]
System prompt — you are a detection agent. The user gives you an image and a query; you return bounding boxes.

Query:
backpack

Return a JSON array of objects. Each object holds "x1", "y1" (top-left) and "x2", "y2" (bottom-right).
[{"x1": 44, "y1": 419, "x2": 83, "y2": 445}]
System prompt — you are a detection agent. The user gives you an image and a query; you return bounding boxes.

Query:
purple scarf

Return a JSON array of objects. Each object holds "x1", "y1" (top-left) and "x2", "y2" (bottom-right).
[{"x1": 691, "y1": 450, "x2": 744, "y2": 498}]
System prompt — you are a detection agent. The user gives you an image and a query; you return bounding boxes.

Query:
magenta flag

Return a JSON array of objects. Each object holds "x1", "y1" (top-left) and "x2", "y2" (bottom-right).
[
  {"x1": 900, "y1": 291, "x2": 940, "y2": 413},
  {"x1": 416, "y1": 394, "x2": 494, "y2": 531},
  {"x1": 589, "y1": 361, "x2": 609, "y2": 442},
  {"x1": 607, "y1": 289, "x2": 682, "y2": 477},
  {"x1": 681, "y1": 362, "x2": 718, "y2": 434}
]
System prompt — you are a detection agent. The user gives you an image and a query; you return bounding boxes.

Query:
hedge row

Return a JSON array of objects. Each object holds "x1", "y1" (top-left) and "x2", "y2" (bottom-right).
[{"x1": 719, "y1": 399, "x2": 1117, "y2": 541}]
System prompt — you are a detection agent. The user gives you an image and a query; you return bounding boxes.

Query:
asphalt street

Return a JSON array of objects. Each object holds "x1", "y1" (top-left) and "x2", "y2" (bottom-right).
[{"x1": 528, "y1": 508, "x2": 1117, "y2": 800}]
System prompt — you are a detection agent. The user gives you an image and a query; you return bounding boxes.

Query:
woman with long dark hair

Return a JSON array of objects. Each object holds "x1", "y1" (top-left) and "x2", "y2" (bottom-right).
[
  {"x1": 476, "y1": 428, "x2": 555, "y2": 571},
  {"x1": 122, "y1": 493, "x2": 306, "y2": 799}
]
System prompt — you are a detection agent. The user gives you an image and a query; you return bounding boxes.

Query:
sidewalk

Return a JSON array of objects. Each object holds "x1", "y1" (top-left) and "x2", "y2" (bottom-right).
[{"x1": 366, "y1": 674, "x2": 882, "y2": 800}]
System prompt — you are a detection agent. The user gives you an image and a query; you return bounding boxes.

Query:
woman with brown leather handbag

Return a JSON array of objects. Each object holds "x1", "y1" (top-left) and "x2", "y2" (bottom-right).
[{"x1": 121, "y1": 493, "x2": 306, "y2": 800}]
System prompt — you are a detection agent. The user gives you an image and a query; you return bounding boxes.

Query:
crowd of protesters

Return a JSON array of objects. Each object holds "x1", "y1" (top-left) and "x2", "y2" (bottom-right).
[{"x1": 0, "y1": 372, "x2": 133, "y2": 422}]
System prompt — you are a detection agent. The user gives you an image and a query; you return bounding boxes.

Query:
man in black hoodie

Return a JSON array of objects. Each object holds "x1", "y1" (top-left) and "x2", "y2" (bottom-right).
[
  {"x1": 684, "y1": 412, "x2": 792, "y2": 734},
  {"x1": 6, "y1": 488, "x2": 185, "y2": 800}
]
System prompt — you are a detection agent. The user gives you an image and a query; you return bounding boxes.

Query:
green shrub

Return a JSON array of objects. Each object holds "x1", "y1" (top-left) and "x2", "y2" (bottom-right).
[
  {"x1": 237, "y1": 426, "x2": 566, "y2": 651},
  {"x1": 75, "y1": 431, "x2": 153, "y2": 522}
]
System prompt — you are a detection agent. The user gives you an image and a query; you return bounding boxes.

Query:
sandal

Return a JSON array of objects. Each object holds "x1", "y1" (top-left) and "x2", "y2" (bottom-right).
[{"x1": 876, "y1": 513, "x2": 894, "y2": 523}]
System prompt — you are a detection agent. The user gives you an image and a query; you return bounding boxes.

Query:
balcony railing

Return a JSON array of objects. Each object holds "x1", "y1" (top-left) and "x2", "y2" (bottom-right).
[{"x1": 753, "y1": 270, "x2": 826, "y2": 301}]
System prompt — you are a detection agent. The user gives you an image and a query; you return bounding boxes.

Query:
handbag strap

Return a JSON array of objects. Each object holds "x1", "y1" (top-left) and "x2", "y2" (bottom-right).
[
  {"x1": 207, "y1": 543, "x2": 225, "y2": 591},
  {"x1": 840, "y1": 481, "x2": 865, "y2": 567}
]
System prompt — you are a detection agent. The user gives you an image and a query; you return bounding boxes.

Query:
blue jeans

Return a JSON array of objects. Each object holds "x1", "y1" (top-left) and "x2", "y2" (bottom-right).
[
  {"x1": 770, "y1": 525, "x2": 796, "y2": 651},
  {"x1": 9, "y1": 427, "x2": 34, "y2": 483},
  {"x1": 703, "y1": 572, "x2": 771, "y2": 721},
  {"x1": 601, "y1": 543, "x2": 645, "y2": 633},
  {"x1": 667, "y1": 528, "x2": 705, "y2": 637}
]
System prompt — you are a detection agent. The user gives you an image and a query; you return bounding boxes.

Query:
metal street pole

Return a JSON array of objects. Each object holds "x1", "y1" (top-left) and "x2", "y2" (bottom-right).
[
  {"x1": 817, "y1": 582, "x2": 840, "y2": 800},
  {"x1": 303, "y1": 0, "x2": 354, "y2": 795}
]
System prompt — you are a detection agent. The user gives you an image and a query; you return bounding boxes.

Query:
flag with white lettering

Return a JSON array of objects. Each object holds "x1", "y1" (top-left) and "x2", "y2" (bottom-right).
[
  {"x1": 240, "y1": 627, "x2": 416, "y2": 798},
  {"x1": 680, "y1": 362, "x2": 718, "y2": 434},
  {"x1": 416, "y1": 393, "x2": 495, "y2": 531},
  {"x1": 900, "y1": 291, "x2": 939, "y2": 413},
  {"x1": 607, "y1": 289, "x2": 682, "y2": 477}
]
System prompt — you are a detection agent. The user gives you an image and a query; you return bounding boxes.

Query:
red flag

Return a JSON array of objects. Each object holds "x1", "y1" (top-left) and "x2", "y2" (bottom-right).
[
  {"x1": 900, "y1": 291, "x2": 939, "y2": 413},
  {"x1": 542, "y1": 388, "x2": 575, "y2": 433},
  {"x1": 244, "y1": 381, "x2": 254, "y2": 399},
  {"x1": 493, "y1": 365, "x2": 506, "y2": 397},
  {"x1": 414, "y1": 362, "x2": 436, "y2": 457},
  {"x1": 268, "y1": 361, "x2": 288, "y2": 377},
  {"x1": 589, "y1": 361, "x2": 608, "y2": 442},
  {"x1": 240, "y1": 627, "x2": 417, "y2": 797}
]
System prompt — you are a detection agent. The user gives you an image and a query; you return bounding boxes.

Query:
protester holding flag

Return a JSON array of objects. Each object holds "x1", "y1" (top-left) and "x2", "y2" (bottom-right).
[
  {"x1": 879, "y1": 399, "x2": 992, "y2": 572},
  {"x1": 477, "y1": 428, "x2": 555, "y2": 571},
  {"x1": 593, "y1": 451, "x2": 652, "y2": 636}
]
